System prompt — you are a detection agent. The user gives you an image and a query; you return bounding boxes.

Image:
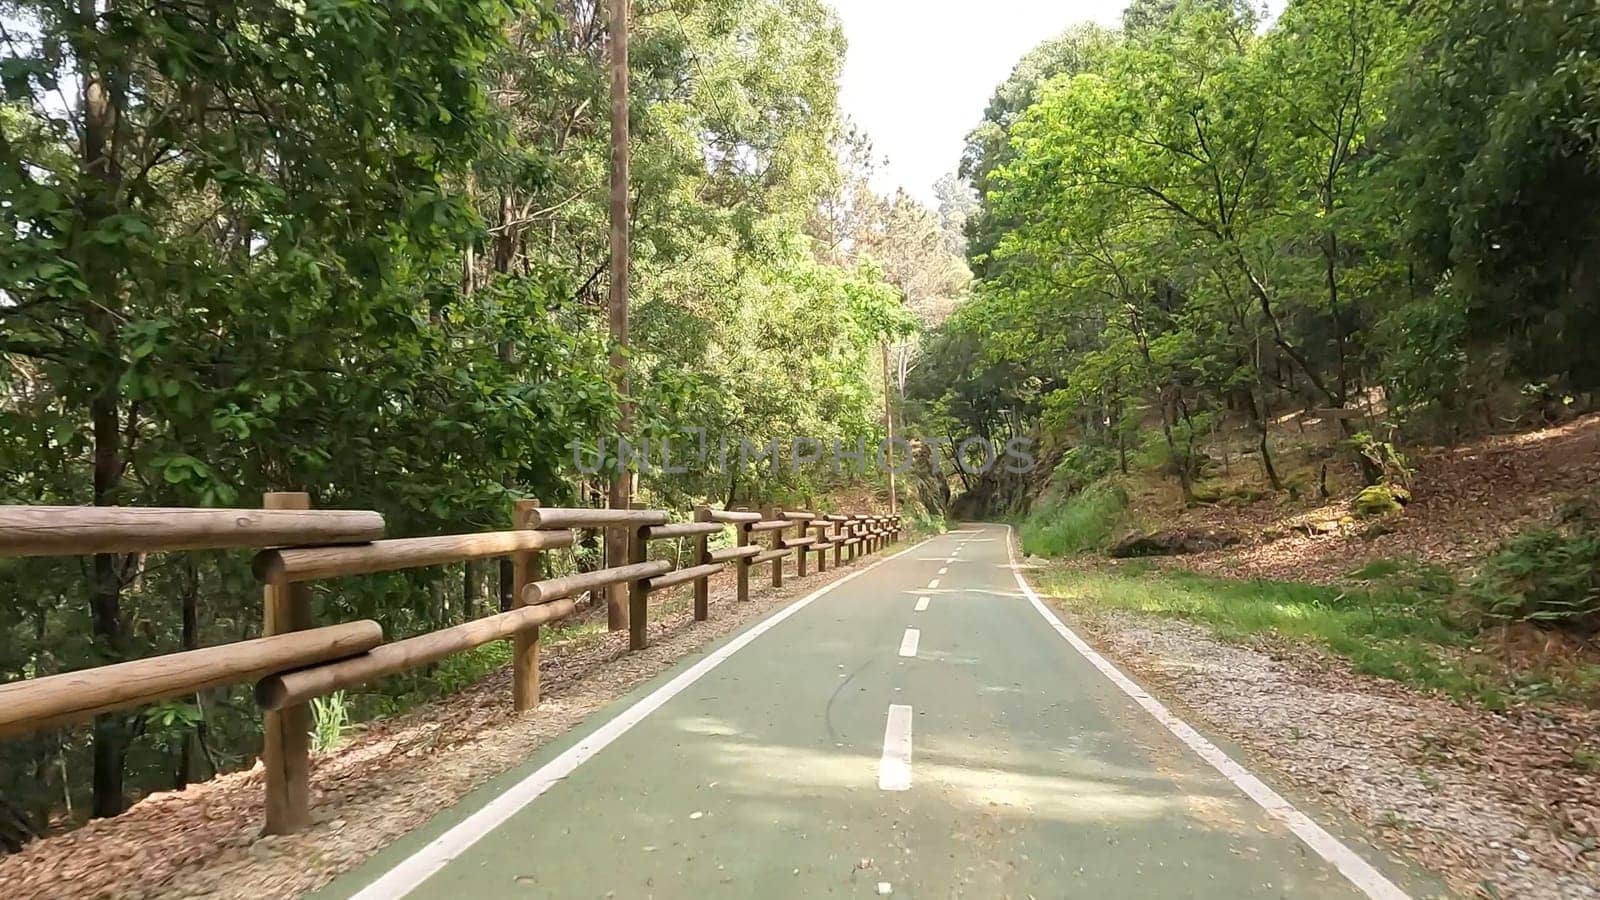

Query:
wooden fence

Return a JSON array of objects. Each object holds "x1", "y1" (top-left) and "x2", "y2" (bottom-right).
[{"x1": 0, "y1": 499, "x2": 902, "y2": 833}]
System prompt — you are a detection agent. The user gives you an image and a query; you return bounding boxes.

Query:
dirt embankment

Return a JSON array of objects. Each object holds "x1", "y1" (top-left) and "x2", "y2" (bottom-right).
[{"x1": 1152, "y1": 413, "x2": 1600, "y2": 584}]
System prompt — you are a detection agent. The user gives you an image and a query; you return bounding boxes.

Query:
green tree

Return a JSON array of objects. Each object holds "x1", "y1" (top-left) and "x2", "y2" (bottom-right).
[{"x1": 1392, "y1": 0, "x2": 1600, "y2": 390}]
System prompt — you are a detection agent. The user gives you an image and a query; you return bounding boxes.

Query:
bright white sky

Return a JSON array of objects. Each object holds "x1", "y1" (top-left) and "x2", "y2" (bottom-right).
[{"x1": 829, "y1": 0, "x2": 1131, "y2": 205}]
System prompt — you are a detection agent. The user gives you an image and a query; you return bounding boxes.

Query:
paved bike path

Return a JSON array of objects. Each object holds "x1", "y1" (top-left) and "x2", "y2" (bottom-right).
[{"x1": 319, "y1": 525, "x2": 1433, "y2": 899}]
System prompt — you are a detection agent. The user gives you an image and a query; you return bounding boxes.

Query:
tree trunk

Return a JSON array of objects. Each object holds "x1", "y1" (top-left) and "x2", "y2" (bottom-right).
[
  {"x1": 1233, "y1": 245, "x2": 1340, "y2": 408},
  {"x1": 1248, "y1": 388, "x2": 1283, "y2": 491},
  {"x1": 175, "y1": 562, "x2": 200, "y2": 790},
  {"x1": 499, "y1": 557, "x2": 514, "y2": 613},
  {"x1": 463, "y1": 560, "x2": 480, "y2": 621},
  {"x1": 1159, "y1": 390, "x2": 1193, "y2": 501},
  {"x1": 881, "y1": 343, "x2": 897, "y2": 515},
  {"x1": 79, "y1": 2, "x2": 132, "y2": 818},
  {"x1": 1324, "y1": 228, "x2": 1350, "y2": 400},
  {"x1": 605, "y1": 0, "x2": 632, "y2": 631}
]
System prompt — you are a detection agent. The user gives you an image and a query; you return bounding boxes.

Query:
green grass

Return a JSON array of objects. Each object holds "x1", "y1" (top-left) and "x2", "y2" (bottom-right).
[
  {"x1": 1020, "y1": 482, "x2": 1127, "y2": 557},
  {"x1": 1037, "y1": 564, "x2": 1528, "y2": 706}
]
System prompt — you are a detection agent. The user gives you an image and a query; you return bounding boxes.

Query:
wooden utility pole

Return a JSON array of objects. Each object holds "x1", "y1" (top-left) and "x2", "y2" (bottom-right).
[
  {"x1": 882, "y1": 343, "x2": 898, "y2": 516},
  {"x1": 605, "y1": 0, "x2": 632, "y2": 631}
]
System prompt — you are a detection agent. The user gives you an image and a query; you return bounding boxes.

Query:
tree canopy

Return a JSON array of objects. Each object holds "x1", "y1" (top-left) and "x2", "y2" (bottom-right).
[
  {"x1": 912, "y1": 0, "x2": 1600, "y2": 509},
  {"x1": 0, "y1": 0, "x2": 957, "y2": 839}
]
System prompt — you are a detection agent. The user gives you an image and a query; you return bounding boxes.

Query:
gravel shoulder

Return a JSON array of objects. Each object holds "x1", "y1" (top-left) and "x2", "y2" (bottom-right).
[
  {"x1": 0, "y1": 548, "x2": 905, "y2": 900},
  {"x1": 1044, "y1": 591, "x2": 1600, "y2": 900}
]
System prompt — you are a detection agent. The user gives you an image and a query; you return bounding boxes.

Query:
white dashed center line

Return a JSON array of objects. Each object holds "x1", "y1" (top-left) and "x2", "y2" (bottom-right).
[
  {"x1": 927, "y1": 578, "x2": 940, "y2": 589},
  {"x1": 878, "y1": 704, "x2": 914, "y2": 791},
  {"x1": 914, "y1": 596, "x2": 930, "y2": 612},
  {"x1": 938, "y1": 566, "x2": 948, "y2": 575},
  {"x1": 898, "y1": 628, "x2": 920, "y2": 657}
]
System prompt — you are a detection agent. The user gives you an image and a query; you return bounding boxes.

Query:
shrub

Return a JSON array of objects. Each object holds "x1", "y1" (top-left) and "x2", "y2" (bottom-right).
[
  {"x1": 1020, "y1": 482, "x2": 1128, "y2": 557},
  {"x1": 902, "y1": 504, "x2": 949, "y2": 537},
  {"x1": 1471, "y1": 524, "x2": 1600, "y2": 632},
  {"x1": 1051, "y1": 445, "x2": 1117, "y2": 494}
]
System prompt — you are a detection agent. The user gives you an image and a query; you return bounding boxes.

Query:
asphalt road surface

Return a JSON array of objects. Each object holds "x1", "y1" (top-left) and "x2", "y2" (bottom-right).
[{"x1": 319, "y1": 524, "x2": 1432, "y2": 899}]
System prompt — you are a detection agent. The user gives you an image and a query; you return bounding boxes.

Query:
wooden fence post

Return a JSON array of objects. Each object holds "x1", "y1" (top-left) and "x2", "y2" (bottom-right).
[
  {"x1": 794, "y1": 515, "x2": 809, "y2": 578},
  {"x1": 512, "y1": 498, "x2": 540, "y2": 711},
  {"x1": 628, "y1": 521, "x2": 650, "y2": 651},
  {"x1": 262, "y1": 491, "x2": 313, "y2": 835},
  {"x1": 767, "y1": 506, "x2": 783, "y2": 589},
  {"x1": 693, "y1": 506, "x2": 712, "y2": 621},
  {"x1": 735, "y1": 517, "x2": 752, "y2": 603},
  {"x1": 814, "y1": 521, "x2": 828, "y2": 573}
]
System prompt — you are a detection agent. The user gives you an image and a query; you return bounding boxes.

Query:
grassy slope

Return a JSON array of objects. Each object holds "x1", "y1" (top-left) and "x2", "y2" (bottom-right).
[
  {"x1": 1016, "y1": 451, "x2": 1600, "y2": 709},
  {"x1": 1040, "y1": 561, "x2": 1600, "y2": 709}
]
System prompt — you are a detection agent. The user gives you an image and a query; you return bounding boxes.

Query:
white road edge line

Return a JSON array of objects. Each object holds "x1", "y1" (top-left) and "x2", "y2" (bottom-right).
[
  {"x1": 350, "y1": 535, "x2": 938, "y2": 900},
  {"x1": 898, "y1": 627, "x2": 920, "y2": 657},
  {"x1": 878, "y1": 704, "x2": 914, "y2": 791},
  {"x1": 914, "y1": 596, "x2": 930, "y2": 612},
  {"x1": 1002, "y1": 524, "x2": 1410, "y2": 900}
]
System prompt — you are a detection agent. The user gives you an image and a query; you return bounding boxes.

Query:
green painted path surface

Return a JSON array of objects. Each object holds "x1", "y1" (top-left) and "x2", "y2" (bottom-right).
[{"x1": 319, "y1": 525, "x2": 1432, "y2": 899}]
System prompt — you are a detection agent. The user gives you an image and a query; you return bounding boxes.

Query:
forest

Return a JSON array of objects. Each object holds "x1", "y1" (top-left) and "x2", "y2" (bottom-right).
[
  {"x1": 914, "y1": 0, "x2": 1600, "y2": 501},
  {"x1": 0, "y1": 0, "x2": 966, "y2": 844},
  {"x1": 3, "y1": 0, "x2": 1598, "y2": 866},
  {"x1": 910, "y1": 0, "x2": 1600, "y2": 719}
]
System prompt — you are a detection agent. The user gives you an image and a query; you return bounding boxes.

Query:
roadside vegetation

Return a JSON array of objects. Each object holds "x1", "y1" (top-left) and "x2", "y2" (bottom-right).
[
  {"x1": 1016, "y1": 429, "x2": 1600, "y2": 710},
  {"x1": 1040, "y1": 560, "x2": 1600, "y2": 709},
  {"x1": 902, "y1": 0, "x2": 1600, "y2": 716},
  {"x1": 1019, "y1": 482, "x2": 1127, "y2": 558},
  {"x1": 0, "y1": 0, "x2": 969, "y2": 844}
]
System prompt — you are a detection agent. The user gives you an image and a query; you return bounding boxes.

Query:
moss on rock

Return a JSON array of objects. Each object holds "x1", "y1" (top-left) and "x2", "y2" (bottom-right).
[{"x1": 1355, "y1": 483, "x2": 1405, "y2": 517}]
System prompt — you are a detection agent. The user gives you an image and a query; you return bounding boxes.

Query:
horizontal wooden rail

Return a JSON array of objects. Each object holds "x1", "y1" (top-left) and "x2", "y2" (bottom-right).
[
  {"x1": 0, "y1": 499, "x2": 899, "y2": 836},
  {"x1": 0, "y1": 506, "x2": 386, "y2": 558},
  {"x1": 522, "y1": 560, "x2": 672, "y2": 605},
  {"x1": 645, "y1": 522, "x2": 723, "y2": 540},
  {"x1": 255, "y1": 600, "x2": 577, "y2": 711},
  {"x1": 643, "y1": 562, "x2": 724, "y2": 591},
  {"x1": 709, "y1": 544, "x2": 762, "y2": 562},
  {"x1": 525, "y1": 507, "x2": 669, "y2": 529},
  {"x1": 253, "y1": 530, "x2": 576, "y2": 583},
  {"x1": 1, "y1": 621, "x2": 383, "y2": 737}
]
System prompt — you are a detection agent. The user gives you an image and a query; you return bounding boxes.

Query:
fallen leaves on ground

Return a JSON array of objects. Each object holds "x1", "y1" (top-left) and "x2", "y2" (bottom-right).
[
  {"x1": 1176, "y1": 413, "x2": 1600, "y2": 584},
  {"x1": 1057, "y1": 605, "x2": 1600, "y2": 899}
]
